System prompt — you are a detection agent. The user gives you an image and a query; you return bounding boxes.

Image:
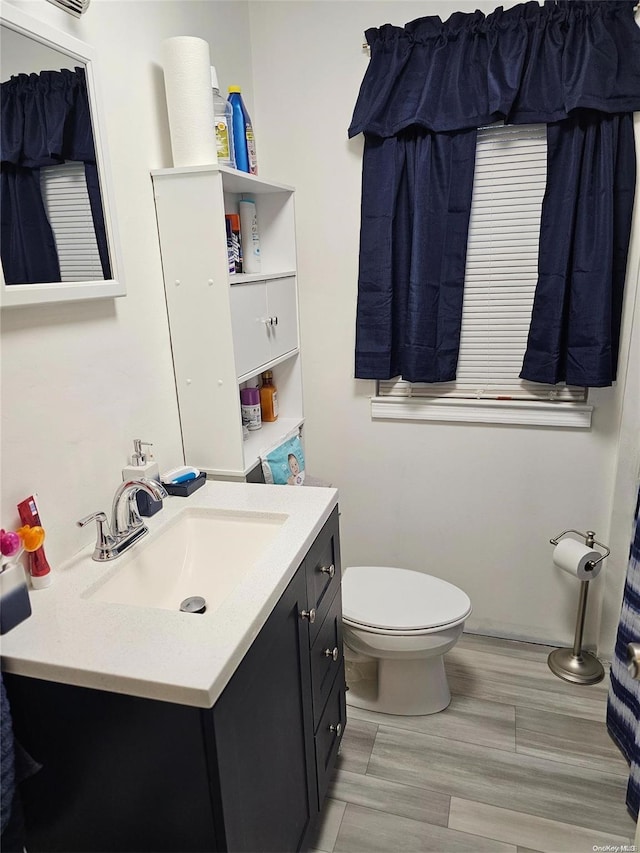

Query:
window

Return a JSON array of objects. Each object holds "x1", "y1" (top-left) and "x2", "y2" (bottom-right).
[
  {"x1": 40, "y1": 161, "x2": 103, "y2": 282},
  {"x1": 372, "y1": 124, "x2": 592, "y2": 428}
]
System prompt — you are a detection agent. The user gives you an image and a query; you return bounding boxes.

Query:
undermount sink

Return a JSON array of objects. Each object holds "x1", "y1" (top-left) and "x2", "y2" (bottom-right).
[{"x1": 86, "y1": 507, "x2": 287, "y2": 613}]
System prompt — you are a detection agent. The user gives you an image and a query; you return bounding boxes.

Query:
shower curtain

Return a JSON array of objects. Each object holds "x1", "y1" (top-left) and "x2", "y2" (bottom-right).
[{"x1": 607, "y1": 485, "x2": 640, "y2": 820}]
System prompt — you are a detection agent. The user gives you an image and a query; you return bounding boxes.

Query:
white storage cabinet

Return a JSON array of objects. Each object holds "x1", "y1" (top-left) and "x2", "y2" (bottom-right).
[{"x1": 152, "y1": 164, "x2": 304, "y2": 480}]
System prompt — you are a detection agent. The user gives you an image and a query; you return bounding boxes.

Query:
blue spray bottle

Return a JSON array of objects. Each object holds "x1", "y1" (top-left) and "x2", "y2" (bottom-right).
[{"x1": 228, "y1": 86, "x2": 258, "y2": 175}]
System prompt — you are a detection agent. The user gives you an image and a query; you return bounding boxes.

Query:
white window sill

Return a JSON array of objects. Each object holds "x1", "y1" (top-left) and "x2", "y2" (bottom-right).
[{"x1": 370, "y1": 396, "x2": 593, "y2": 428}]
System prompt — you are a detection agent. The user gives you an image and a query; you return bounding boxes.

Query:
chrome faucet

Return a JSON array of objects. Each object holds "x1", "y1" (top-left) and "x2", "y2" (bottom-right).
[{"x1": 77, "y1": 478, "x2": 168, "y2": 561}]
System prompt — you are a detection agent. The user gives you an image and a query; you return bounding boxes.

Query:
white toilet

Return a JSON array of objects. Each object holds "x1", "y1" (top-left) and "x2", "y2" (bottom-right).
[{"x1": 342, "y1": 566, "x2": 472, "y2": 715}]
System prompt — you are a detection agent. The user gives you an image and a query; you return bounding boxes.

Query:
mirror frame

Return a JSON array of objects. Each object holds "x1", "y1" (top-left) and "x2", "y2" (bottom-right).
[{"x1": 0, "y1": 4, "x2": 125, "y2": 308}]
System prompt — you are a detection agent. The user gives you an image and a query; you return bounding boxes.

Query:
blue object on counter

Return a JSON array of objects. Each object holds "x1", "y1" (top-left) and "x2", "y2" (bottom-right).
[
  {"x1": 161, "y1": 465, "x2": 201, "y2": 485},
  {"x1": 172, "y1": 472, "x2": 197, "y2": 484},
  {"x1": 163, "y1": 472, "x2": 206, "y2": 497}
]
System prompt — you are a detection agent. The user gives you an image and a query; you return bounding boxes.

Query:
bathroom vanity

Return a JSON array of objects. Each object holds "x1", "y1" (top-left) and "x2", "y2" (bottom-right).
[{"x1": 2, "y1": 483, "x2": 345, "y2": 852}]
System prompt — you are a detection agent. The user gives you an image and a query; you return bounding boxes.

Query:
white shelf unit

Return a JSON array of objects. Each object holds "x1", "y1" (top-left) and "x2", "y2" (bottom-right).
[{"x1": 152, "y1": 164, "x2": 304, "y2": 480}]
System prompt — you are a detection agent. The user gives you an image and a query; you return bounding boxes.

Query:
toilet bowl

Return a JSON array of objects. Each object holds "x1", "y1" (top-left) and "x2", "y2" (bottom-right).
[{"x1": 342, "y1": 566, "x2": 472, "y2": 715}]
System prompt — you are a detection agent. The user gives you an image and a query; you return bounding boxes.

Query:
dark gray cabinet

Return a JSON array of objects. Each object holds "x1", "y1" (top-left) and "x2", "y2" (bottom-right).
[
  {"x1": 211, "y1": 562, "x2": 316, "y2": 852},
  {"x1": 4, "y1": 507, "x2": 345, "y2": 852}
]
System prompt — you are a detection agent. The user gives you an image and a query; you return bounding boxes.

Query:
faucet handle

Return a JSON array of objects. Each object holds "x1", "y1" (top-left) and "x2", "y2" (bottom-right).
[
  {"x1": 77, "y1": 511, "x2": 115, "y2": 560},
  {"x1": 77, "y1": 511, "x2": 108, "y2": 528}
]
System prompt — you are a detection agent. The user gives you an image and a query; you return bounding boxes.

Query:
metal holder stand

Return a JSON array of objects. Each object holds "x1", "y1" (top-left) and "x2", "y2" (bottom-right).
[{"x1": 547, "y1": 529, "x2": 610, "y2": 685}]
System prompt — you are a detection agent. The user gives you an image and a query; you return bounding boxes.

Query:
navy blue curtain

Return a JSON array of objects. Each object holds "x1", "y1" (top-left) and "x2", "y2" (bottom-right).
[
  {"x1": 356, "y1": 130, "x2": 478, "y2": 382},
  {"x1": 350, "y1": 1, "x2": 640, "y2": 387},
  {"x1": 0, "y1": 67, "x2": 111, "y2": 285}
]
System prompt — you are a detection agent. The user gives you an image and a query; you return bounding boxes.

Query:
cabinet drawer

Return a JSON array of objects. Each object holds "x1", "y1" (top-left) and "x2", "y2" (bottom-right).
[
  {"x1": 314, "y1": 672, "x2": 346, "y2": 808},
  {"x1": 305, "y1": 507, "x2": 341, "y2": 645},
  {"x1": 310, "y1": 590, "x2": 344, "y2": 730}
]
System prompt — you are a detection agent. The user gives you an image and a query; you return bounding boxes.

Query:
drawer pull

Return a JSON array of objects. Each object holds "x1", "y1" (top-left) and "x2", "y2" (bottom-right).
[
  {"x1": 324, "y1": 647, "x2": 339, "y2": 661},
  {"x1": 320, "y1": 564, "x2": 335, "y2": 579},
  {"x1": 329, "y1": 723, "x2": 342, "y2": 737},
  {"x1": 300, "y1": 608, "x2": 316, "y2": 623}
]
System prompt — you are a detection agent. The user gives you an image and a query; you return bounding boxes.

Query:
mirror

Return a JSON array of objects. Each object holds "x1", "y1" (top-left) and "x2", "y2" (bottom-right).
[{"x1": 0, "y1": 4, "x2": 124, "y2": 307}]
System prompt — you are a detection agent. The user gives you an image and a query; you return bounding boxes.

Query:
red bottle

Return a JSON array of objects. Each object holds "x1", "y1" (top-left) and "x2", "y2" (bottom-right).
[{"x1": 17, "y1": 494, "x2": 52, "y2": 588}]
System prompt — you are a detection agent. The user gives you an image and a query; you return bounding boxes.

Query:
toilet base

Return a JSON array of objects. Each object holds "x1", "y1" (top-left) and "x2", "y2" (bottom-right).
[{"x1": 346, "y1": 655, "x2": 451, "y2": 716}]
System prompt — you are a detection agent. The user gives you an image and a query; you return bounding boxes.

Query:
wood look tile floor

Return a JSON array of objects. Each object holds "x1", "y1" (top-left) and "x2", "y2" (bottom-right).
[{"x1": 305, "y1": 634, "x2": 637, "y2": 853}]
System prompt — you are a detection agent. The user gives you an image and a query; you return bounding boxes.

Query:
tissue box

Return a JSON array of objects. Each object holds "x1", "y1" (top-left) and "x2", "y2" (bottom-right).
[{"x1": 163, "y1": 472, "x2": 206, "y2": 497}]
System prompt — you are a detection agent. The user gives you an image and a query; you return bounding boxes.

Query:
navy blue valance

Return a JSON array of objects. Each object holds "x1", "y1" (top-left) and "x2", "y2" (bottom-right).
[
  {"x1": 349, "y1": 1, "x2": 640, "y2": 137},
  {"x1": 1, "y1": 66, "x2": 110, "y2": 285},
  {"x1": 1, "y1": 67, "x2": 95, "y2": 167}
]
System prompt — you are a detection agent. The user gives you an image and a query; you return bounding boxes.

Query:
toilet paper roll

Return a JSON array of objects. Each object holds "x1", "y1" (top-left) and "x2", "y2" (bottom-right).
[
  {"x1": 552, "y1": 539, "x2": 602, "y2": 580},
  {"x1": 161, "y1": 36, "x2": 217, "y2": 167}
]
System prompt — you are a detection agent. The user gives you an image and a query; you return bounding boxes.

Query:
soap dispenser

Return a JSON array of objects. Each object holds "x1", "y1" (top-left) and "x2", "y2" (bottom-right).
[{"x1": 122, "y1": 439, "x2": 163, "y2": 517}]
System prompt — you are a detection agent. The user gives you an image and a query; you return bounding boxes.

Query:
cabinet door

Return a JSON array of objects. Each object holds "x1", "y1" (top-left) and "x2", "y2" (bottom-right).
[
  {"x1": 229, "y1": 281, "x2": 270, "y2": 377},
  {"x1": 305, "y1": 507, "x2": 342, "y2": 646},
  {"x1": 4, "y1": 675, "x2": 220, "y2": 853},
  {"x1": 314, "y1": 673, "x2": 346, "y2": 808},
  {"x1": 310, "y1": 589, "x2": 344, "y2": 730},
  {"x1": 211, "y1": 566, "x2": 318, "y2": 852},
  {"x1": 267, "y1": 277, "x2": 298, "y2": 361}
]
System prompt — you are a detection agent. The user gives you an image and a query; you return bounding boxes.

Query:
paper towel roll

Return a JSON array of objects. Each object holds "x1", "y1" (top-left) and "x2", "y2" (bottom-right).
[
  {"x1": 553, "y1": 539, "x2": 602, "y2": 580},
  {"x1": 161, "y1": 36, "x2": 217, "y2": 167}
]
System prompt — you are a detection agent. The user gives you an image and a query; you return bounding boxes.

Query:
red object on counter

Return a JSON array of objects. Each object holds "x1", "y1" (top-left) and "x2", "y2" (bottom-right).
[{"x1": 17, "y1": 495, "x2": 52, "y2": 588}]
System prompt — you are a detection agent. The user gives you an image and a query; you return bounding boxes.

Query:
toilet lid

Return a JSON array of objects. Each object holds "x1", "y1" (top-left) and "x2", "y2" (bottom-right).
[{"x1": 342, "y1": 566, "x2": 472, "y2": 632}]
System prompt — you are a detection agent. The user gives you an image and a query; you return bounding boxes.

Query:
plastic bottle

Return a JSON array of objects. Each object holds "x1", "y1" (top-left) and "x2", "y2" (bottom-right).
[
  {"x1": 228, "y1": 86, "x2": 258, "y2": 175},
  {"x1": 238, "y1": 198, "x2": 261, "y2": 274},
  {"x1": 122, "y1": 439, "x2": 163, "y2": 517},
  {"x1": 225, "y1": 217, "x2": 235, "y2": 275},
  {"x1": 260, "y1": 371, "x2": 278, "y2": 422},
  {"x1": 225, "y1": 214, "x2": 243, "y2": 273},
  {"x1": 211, "y1": 67, "x2": 235, "y2": 168},
  {"x1": 240, "y1": 387, "x2": 261, "y2": 430}
]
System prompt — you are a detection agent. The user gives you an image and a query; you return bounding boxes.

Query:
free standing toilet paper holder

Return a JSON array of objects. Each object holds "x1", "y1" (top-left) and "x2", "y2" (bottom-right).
[{"x1": 547, "y1": 529, "x2": 610, "y2": 685}]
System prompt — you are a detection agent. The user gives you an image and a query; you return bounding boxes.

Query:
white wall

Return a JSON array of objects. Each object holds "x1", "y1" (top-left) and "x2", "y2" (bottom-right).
[
  {"x1": 1, "y1": 0, "x2": 636, "y2": 656},
  {"x1": 248, "y1": 0, "x2": 640, "y2": 653},
  {"x1": 598, "y1": 177, "x2": 640, "y2": 655},
  {"x1": 1, "y1": 24, "x2": 74, "y2": 77},
  {"x1": 0, "y1": 0, "x2": 254, "y2": 567}
]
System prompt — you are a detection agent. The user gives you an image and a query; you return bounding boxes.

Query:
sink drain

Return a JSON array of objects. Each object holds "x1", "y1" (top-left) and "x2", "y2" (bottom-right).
[{"x1": 180, "y1": 596, "x2": 206, "y2": 614}]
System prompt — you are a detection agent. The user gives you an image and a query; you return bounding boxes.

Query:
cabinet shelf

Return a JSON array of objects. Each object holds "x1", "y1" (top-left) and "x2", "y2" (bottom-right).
[
  {"x1": 229, "y1": 270, "x2": 296, "y2": 285},
  {"x1": 152, "y1": 165, "x2": 304, "y2": 481},
  {"x1": 237, "y1": 348, "x2": 298, "y2": 384},
  {"x1": 242, "y1": 417, "x2": 305, "y2": 476},
  {"x1": 220, "y1": 165, "x2": 294, "y2": 194},
  {"x1": 152, "y1": 163, "x2": 294, "y2": 195}
]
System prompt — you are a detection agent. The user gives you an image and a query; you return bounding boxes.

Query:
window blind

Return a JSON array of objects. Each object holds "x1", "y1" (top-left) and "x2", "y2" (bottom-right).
[
  {"x1": 379, "y1": 124, "x2": 586, "y2": 403},
  {"x1": 40, "y1": 161, "x2": 104, "y2": 282}
]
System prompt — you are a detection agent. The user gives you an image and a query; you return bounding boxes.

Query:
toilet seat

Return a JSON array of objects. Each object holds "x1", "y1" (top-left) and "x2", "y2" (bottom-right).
[{"x1": 342, "y1": 566, "x2": 472, "y2": 633}]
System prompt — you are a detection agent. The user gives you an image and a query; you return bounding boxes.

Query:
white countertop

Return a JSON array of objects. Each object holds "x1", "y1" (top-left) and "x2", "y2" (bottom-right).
[{"x1": 0, "y1": 482, "x2": 338, "y2": 708}]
